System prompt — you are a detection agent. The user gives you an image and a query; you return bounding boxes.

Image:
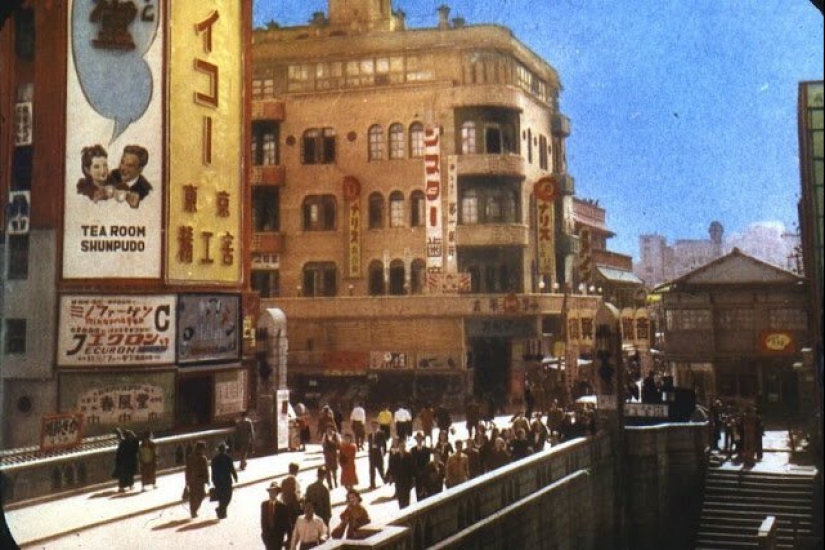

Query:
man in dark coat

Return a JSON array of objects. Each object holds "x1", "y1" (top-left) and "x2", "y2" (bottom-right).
[
  {"x1": 304, "y1": 466, "x2": 332, "y2": 527},
  {"x1": 410, "y1": 432, "x2": 433, "y2": 502},
  {"x1": 367, "y1": 421, "x2": 388, "y2": 489},
  {"x1": 113, "y1": 428, "x2": 140, "y2": 492},
  {"x1": 387, "y1": 438, "x2": 415, "y2": 509},
  {"x1": 261, "y1": 481, "x2": 291, "y2": 549},
  {"x1": 210, "y1": 443, "x2": 238, "y2": 519}
]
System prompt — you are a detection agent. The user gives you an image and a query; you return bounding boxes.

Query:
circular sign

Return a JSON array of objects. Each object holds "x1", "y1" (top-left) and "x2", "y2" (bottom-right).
[
  {"x1": 534, "y1": 176, "x2": 558, "y2": 202},
  {"x1": 342, "y1": 176, "x2": 361, "y2": 201}
]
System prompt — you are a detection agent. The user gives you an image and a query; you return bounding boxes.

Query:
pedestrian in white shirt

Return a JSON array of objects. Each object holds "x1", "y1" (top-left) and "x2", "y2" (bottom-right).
[
  {"x1": 394, "y1": 405, "x2": 412, "y2": 440},
  {"x1": 291, "y1": 501, "x2": 328, "y2": 549},
  {"x1": 350, "y1": 403, "x2": 367, "y2": 450}
]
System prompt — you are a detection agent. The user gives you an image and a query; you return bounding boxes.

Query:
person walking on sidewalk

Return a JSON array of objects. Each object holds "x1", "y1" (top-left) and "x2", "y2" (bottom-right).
[
  {"x1": 185, "y1": 440, "x2": 209, "y2": 518},
  {"x1": 138, "y1": 431, "x2": 158, "y2": 491},
  {"x1": 338, "y1": 433, "x2": 359, "y2": 491},
  {"x1": 304, "y1": 466, "x2": 332, "y2": 528},
  {"x1": 377, "y1": 405, "x2": 393, "y2": 440},
  {"x1": 321, "y1": 426, "x2": 340, "y2": 489},
  {"x1": 350, "y1": 402, "x2": 366, "y2": 450},
  {"x1": 290, "y1": 501, "x2": 328, "y2": 549},
  {"x1": 261, "y1": 481, "x2": 291, "y2": 550},
  {"x1": 210, "y1": 443, "x2": 238, "y2": 519},
  {"x1": 112, "y1": 428, "x2": 139, "y2": 492},
  {"x1": 367, "y1": 421, "x2": 387, "y2": 489},
  {"x1": 234, "y1": 411, "x2": 255, "y2": 471}
]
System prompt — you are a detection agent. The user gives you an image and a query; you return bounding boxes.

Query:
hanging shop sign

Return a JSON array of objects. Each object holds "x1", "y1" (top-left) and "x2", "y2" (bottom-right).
[{"x1": 424, "y1": 126, "x2": 443, "y2": 291}]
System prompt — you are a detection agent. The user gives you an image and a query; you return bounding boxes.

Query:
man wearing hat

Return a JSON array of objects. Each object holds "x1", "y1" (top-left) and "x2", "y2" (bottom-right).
[{"x1": 261, "y1": 481, "x2": 291, "y2": 549}]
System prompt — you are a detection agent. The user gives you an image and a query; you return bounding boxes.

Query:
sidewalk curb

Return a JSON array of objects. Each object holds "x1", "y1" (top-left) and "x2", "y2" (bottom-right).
[{"x1": 15, "y1": 452, "x2": 365, "y2": 548}]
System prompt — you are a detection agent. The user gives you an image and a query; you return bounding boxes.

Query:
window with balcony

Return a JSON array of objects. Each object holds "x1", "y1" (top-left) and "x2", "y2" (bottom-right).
[
  {"x1": 302, "y1": 128, "x2": 336, "y2": 164},
  {"x1": 368, "y1": 260, "x2": 385, "y2": 295},
  {"x1": 4, "y1": 319, "x2": 26, "y2": 354},
  {"x1": 252, "y1": 187, "x2": 279, "y2": 232},
  {"x1": 302, "y1": 195, "x2": 336, "y2": 231},
  {"x1": 302, "y1": 263, "x2": 338, "y2": 297},
  {"x1": 389, "y1": 191, "x2": 404, "y2": 228},
  {"x1": 252, "y1": 121, "x2": 279, "y2": 166},
  {"x1": 459, "y1": 182, "x2": 521, "y2": 225},
  {"x1": 409, "y1": 122, "x2": 425, "y2": 158},
  {"x1": 368, "y1": 125, "x2": 384, "y2": 161},
  {"x1": 461, "y1": 121, "x2": 477, "y2": 154},
  {"x1": 410, "y1": 191, "x2": 425, "y2": 227},
  {"x1": 251, "y1": 270, "x2": 279, "y2": 298},
  {"x1": 461, "y1": 189, "x2": 479, "y2": 224},
  {"x1": 368, "y1": 192, "x2": 384, "y2": 229},
  {"x1": 460, "y1": 248, "x2": 523, "y2": 294},
  {"x1": 389, "y1": 123, "x2": 405, "y2": 159}
]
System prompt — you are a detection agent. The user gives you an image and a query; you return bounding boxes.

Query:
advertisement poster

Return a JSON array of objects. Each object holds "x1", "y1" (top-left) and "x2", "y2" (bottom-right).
[
  {"x1": 167, "y1": 1, "x2": 244, "y2": 284},
  {"x1": 177, "y1": 294, "x2": 240, "y2": 364},
  {"x1": 58, "y1": 295, "x2": 176, "y2": 367},
  {"x1": 40, "y1": 412, "x2": 84, "y2": 452},
  {"x1": 60, "y1": 370, "x2": 175, "y2": 435},
  {"x1": 63, "y1": 0, "x2": 164, "y2": 279},
  {"x1": 214, "y1": 368, "x2": 247, "y2": 419}
]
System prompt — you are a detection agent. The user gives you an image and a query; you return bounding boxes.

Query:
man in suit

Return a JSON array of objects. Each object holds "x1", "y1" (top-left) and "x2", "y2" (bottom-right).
[
  {"x1": 111, "y1": 144, "x2": 152, "y2": 208},
  {"x1": 367, "y1": 421, "x2": 387, "y2": 489},
  {"x1": 210, "y1": 443, "x2": 238, "y2": 519},
  {"x1": 260, "y1": 481, "x2": 291, "y2": 549},
  {"x1": 387, "y1": 438, "x2": 415, "y2": 509},
  {"x1": 410, "y1": 432, "x2": 432, "y2": 502}
]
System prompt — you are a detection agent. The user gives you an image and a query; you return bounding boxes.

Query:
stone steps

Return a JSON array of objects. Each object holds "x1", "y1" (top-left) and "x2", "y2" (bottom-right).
[{"x1": 695, "y1": 467, "x2": 818, "y2": 550}]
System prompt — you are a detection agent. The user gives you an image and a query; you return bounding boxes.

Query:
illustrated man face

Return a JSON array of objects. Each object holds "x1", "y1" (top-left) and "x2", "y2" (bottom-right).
[
  {"x1": 87, "y1": 155, "x2": 109, "y2": 185},
  {"x1": 119, "y1": 152, "x2": 142, "y2": 182}
]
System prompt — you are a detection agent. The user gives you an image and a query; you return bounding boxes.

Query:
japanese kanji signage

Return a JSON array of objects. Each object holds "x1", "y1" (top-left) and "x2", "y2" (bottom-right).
[
  {"x1": 167, "y1": 1, "x2": 244, "y2": 283},
  {"x1": 58, "y1": 295, "x2": 176, "y2": 367},
  {"x1": 40, "y1": 412, "x2": 84, "y2": 452},
  {"x1": 424, "y1": 126, "x2": 444, "y2": 290},
  {"x1": 534, "y1": 176, "x2": 556, "y2": 281},
  {"x1": 63, "y1": 0, "x2": 164, "y2": 279},
  {"x1": 344, "y1": 176, "x2": 362, "y2": 278}
]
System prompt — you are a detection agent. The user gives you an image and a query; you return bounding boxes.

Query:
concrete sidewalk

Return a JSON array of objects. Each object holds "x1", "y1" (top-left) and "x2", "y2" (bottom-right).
[{"x1": 4, "y1": 443, "x2": 334, "y2": 547}]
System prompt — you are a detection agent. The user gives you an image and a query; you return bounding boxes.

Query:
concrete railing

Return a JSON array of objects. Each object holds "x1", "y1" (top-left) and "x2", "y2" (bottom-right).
[
  {"x1": 758, "y1": 516, "x2": 778, "y2": 550},
  {"x1": 1, "y1": 428, "x2": 234, "y2": 506}
]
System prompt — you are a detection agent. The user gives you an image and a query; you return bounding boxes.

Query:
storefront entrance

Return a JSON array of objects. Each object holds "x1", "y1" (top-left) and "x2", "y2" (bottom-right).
[
  {"x1": 176, "y1": 375, "x2": 212, "y2": 429},
  {"x1": 470, "y1": 337, "x2": 510, "y2": 413}
]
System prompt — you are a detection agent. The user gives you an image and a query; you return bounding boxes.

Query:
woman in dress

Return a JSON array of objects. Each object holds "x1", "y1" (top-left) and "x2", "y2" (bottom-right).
[
  {"x1": 332, "y1": 489, "x2": 370, "y2": 540},
  {"x1": 338, "y1": 433, "x2": 359, "y2": 491},
  {"x1": 321, "y1": 426, "x2": 340, "y2": 489},
  {"x1": 138, "y1": 431, "x2": 158, "y2": 491}
]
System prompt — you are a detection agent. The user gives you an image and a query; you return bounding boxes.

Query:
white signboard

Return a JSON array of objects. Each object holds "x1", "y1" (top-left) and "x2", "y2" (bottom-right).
[
  {"x1": 214, "y1": 368, "x2": 247, "y2": 419},
  {"x1": 63, "y1": 0, "x2": 164, "y2": 279},
  {"x1": 58, "y1": 295, "x2": 176, "y2": 366},
  {"x1": 424, "y1": 126, "x2": 443, "y2": 288}
]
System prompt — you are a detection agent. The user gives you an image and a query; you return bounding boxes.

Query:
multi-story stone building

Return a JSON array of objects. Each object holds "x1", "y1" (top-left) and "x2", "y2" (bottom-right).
[
  {"x1": 0, "y1": 2, "x2": 255, "y2": 449},
  {"x1": 249, "y1": 0, "x2": 598, "y2": 409}
]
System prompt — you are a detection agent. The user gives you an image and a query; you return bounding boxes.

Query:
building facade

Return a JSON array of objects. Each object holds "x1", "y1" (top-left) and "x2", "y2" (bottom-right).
[
  {"x1": 657, "y1": 249, "x2": 809, "y2": 416},
  {"x1": 249, "y1": 0, "x2": 600, "y2": 410},
  {"x1": 0, "y1": 1, "x2": 255, "y2": 449}
]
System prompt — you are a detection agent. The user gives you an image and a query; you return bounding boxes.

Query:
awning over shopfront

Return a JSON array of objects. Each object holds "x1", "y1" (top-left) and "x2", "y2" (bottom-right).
[{"x1": 595, "y1": 265, "x2": 644, "y2": 285}]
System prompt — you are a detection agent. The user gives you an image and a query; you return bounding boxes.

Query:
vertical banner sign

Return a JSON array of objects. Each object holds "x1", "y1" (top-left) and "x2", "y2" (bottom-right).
[
  {"x1": 343, "y1": 176, "x2": 361, "y2": 278},
  {"x1": 424, "y1": 126, "x2": 443, "y2": 291},
  {"x1": 64, "y1": 0, "x2": 163, "y2": 279},
  {"x1": 534, "y1": 176, "x2": 556, "y2": 284},
  {"x1": 168, "y1": 1, "x2": 244, "y2": 284},
  {"x1": 446, "y1": 155, "x2": 458, "y2": 275}
]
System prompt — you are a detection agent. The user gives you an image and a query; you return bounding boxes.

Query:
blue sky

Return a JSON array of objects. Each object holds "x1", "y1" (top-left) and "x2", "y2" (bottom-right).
[{"x1": 253, "y1": 1, "x2": 824, "y2": 259}]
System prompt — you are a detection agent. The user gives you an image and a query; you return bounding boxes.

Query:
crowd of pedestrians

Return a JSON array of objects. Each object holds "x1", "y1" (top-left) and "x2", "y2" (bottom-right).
[
  {"x1": 109, "y1": 398, "x2": 597, "y2": 547},
  {"x1": 710, "y1": 399, "x2": 765, "y2": 466}
]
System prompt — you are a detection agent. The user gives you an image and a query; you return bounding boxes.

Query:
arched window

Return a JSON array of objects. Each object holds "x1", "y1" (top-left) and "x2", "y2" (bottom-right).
[
  {"x1": 368, "y1": 260, "x2": 385, "y2": 295},
  {"x1": 302, "y1": 262, "x2": 337, "y2": 297},
  {"x1": 368, "y1": 192, "x2": 384, "y2": 229},
  {"x1": 302, "y1": 195, "x2": 336, "y2": 231},
  {"x1": 409, "y1": 122, "x2": 425, "y2": 158},
  {"x1": 460, "y1": 121, "x2": 477, "y2": 154},
  {"x1": 389, "y1": 191, "x2": 405, "y2": 227},
  {"x1": 368, "y1": 125, "x2": 384, "y2": 161},
  {"x1": 411, "y1": 259, "x2": 426, "y2": 294},
  {"x1": 389, "y1": 259, "x2": 405, "y2": 295},
  {"x1": 461, "y1": 189, "x2": 479, "y2": 224},
  {"x1": 410, "y1": 190, "x2": 425, "y2": 227},
  {"x1": 389, "y1": 123, "x2": 405, "y2": 159}
]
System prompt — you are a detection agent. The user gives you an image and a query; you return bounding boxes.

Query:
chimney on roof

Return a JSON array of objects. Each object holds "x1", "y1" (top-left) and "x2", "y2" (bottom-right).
[
  {"x1": 437, "y1": 5, "x2": 451, "y2": 29},
  {"x1": 311, "y1": 11, "x2": 327, "y2": 26},
  {"x1": 452, "y1": 17, "x2": 466, "y2": 28}
]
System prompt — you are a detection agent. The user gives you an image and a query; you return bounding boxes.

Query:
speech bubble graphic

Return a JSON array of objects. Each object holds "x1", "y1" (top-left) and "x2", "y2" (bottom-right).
[{"x1": 72, "y1": 0, "x2": 159, "y2": 143}]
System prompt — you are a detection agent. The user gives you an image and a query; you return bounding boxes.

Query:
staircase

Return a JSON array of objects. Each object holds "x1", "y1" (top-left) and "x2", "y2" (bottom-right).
[{"x1": 695, "y1": 466, "x2": 820, "y2": 549}]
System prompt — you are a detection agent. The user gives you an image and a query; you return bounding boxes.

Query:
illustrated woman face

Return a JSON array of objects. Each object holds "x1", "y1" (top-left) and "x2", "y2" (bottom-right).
[{"x1": 87, "y1": 155, "x2": 109, "y2": 186}]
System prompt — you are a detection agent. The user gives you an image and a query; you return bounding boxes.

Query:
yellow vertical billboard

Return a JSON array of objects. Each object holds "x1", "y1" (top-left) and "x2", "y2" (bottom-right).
[{"x1": 167, "y1": 1, "x2": 244, "y2": 284}]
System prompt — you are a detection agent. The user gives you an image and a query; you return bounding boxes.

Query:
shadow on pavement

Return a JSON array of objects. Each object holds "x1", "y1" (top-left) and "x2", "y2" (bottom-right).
[
  {"x1": 177, "y1": 519, "x2": 220, "y2": 531},
  {"x1": 88, "y1": 489, "x2": 120, "y2": 499},
  {"x1": 151, "y1": 519, "x2": 190, "y2": 531}
]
